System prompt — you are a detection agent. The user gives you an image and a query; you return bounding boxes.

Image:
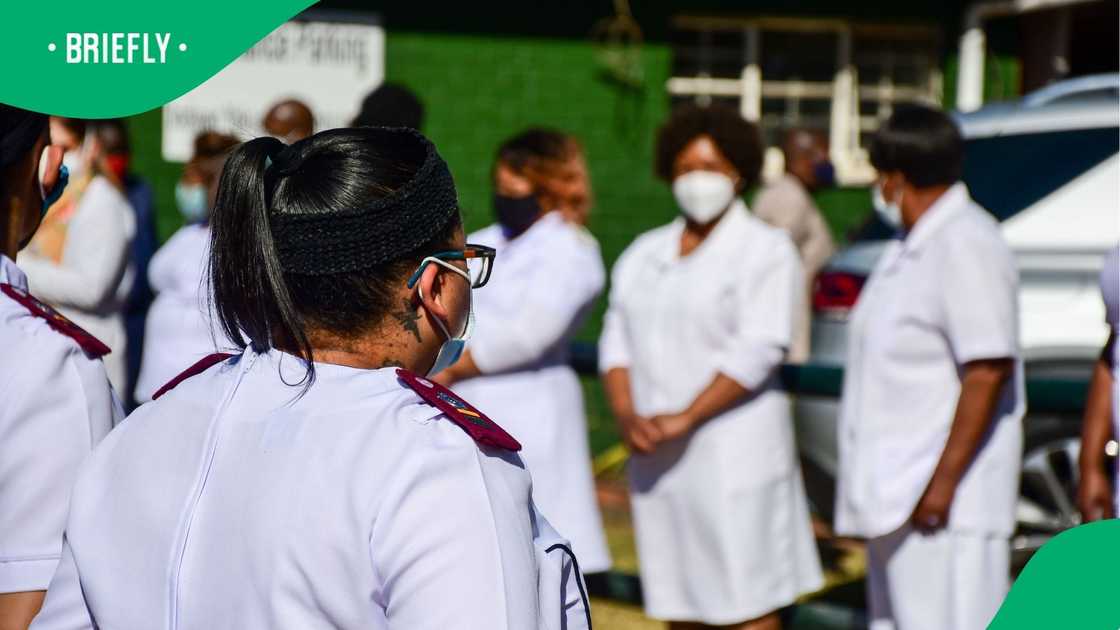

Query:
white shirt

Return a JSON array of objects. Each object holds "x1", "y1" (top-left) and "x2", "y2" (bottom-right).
[
  {"x1": 835, "y1": 183, "x2": 1024, "y2": 538},
  {"x1": 31, "y1": 349, "x2": 588, "y2": 630},
  {"x1": 21, "y1": 176, "x2": 137, "y2": 391},
  {"x1": 456, "y1": 212, "x2": 612, "y2": 572},
  {"x1": 135, "y1": 224, "x2": 232, "y2": 402},
  {"x1": 0, "y1": 254, "x2": 120, "y2": 594}
]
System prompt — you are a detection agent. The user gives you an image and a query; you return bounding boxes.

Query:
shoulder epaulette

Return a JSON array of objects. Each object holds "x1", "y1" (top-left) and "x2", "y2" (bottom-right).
[
  {"x1": 1, "y1": 283, "x2": 110, "y2": 357},
  {"x1": 396, "y1": 368, "x2": 521, "y2": 451},
  {"x1": 152, "y1": 352, "x2": 234, "y2": 400}
]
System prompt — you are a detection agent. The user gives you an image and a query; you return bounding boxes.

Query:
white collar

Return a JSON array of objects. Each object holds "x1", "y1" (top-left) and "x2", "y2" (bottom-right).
[
  {"x1": 0, "y1": 254, "x2": 28, "y2": 290},
  {"x1": 900, "y1": 182, "x2": 972, "y2": 254}
]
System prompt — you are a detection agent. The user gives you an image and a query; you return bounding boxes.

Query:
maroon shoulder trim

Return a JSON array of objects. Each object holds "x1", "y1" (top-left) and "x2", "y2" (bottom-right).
[
  {"x1": 1, "y1": 283, "x2": 110, "y2": 357},
  {"x1": 152, "y1": 352, "x2": 235, "y2": 400},
  {"x1": 395, "y1": 368, "x2": 521, "y2": 451}
]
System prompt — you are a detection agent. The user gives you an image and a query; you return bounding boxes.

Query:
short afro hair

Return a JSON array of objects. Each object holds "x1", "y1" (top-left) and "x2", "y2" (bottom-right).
[
  {"x1": 495, "y1": 127, "x2": 579, "y2": 175},
  {"x1": 654, "y1": 103, "x2": 763, "y2": 187},
  {"x1": 869, "y1": 102, "x2": 963, "y2": 188}
]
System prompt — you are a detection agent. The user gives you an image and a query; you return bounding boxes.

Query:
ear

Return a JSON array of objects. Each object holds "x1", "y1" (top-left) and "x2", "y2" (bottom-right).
[
  {"x1": 415, "y1": 262, "x2": 451, "y2": 322},
  {"x1": 40, "y1": 145, "x2": 64, "y2": 196}
]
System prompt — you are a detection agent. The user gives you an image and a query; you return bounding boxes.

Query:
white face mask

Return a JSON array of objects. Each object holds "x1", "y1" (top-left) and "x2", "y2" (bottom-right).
[
  {"x1": 672, "y1": 170, "x2": 736, "y2": 224},
  {"x1": 61, "y1": 148, "x2": 87, "y2": 182},
  {"x1": 872, "y1": 182, "x2": 903, "y2": 230},
  {"x1": 416, "y1": 259, "x2": 475, "y2": 377}
]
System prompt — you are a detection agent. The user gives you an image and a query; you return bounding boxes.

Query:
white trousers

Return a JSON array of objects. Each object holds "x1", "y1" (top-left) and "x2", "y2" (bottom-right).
[{"x1": 867, "y1": 526, "x2": 1009, "y2": 630}]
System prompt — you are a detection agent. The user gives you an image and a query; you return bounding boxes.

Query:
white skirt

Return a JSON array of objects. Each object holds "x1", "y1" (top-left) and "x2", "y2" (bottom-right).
[{"x1": 628, "y1": 392, "x2": 823, "y2": 624}]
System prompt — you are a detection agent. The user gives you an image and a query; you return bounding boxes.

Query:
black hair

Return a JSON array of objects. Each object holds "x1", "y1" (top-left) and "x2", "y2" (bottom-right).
[
  {"x1": 352, "y1": 83, "x2": 425, "y2": 131},
  {"x1": 209, "y1": 127, "x2": 461, "y2": 385},
  {"x1": 654, "y1": 103, "x2": 763, "y2": 187},
  {"x1": 869, "y1": 102, "x2": 963, "y2": 188},
  {"x1": 0, "y1": 105, "x2": 48, "y2": 204},
  {"x1": 495, "y1": 127, "x2": 578, "y2": 174},
  {"x1": 92, "y1": 118, "x2": 130, "y2": 155}
]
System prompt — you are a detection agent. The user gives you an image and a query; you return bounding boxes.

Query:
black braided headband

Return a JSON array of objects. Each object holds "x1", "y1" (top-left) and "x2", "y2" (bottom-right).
[
  {"x1": 0, "y1": 106, "x2": 48, "y2": 170},
  {"x1": 268, "y1": 128, "x2": 459, "y2": 276}
]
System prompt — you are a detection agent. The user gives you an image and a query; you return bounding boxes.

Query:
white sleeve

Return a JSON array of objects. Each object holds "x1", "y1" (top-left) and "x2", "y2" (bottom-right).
[
  {"x1": 597, "y1": 247, "x2": 635, "y2": 374},
  {"x1": 27, "y1": 537, "x2": 95, "y2": 630},
  {"x1": 20, "y1": 182, "x2": 134, "y2": 310},
  {"x1": 531, "y1": 505, "x2": 591, "y2": 630},
  {"x1": 371, "y1": 437, "x2": 538, "y2": 630},
  {"x1": 939, "y1": 231, "x2": 1019, "y2": 364},
  {"x1": 0, "y1": 333, "x2": 114, "y2": 593},
  {"x1": 470, "y1": 239, "x2": 605, "y2": 375},
  {"x1": 716, "y1": 237, "x2": 802, "y2": 390}
]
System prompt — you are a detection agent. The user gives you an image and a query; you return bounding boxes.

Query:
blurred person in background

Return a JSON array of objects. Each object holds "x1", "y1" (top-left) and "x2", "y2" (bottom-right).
[
  {"x1": 1077, "y1": 244, "x2": 1118, "y2": 521},
  {"x1": 431, "y1": 128, "x2": 612, "y2": 574},
  {"x1": 834, "y1": 104, "x2": 1022, "y2": 630},
  {"x1": 92, "y1": 118, "x2": 158, "y2": 410},
  {"x1": 262, "y1": 99, "x2": 314, "y2": 144},
  {"x1": 751, "y1": 128, "x2": 836, "y2": 362},
  {"x1": 351, "y1": 82, "x2": 425, "y2": 131},
  {"x1": 0, "y1": 105, "x2": 119, "y2": 630},
  {"x1": 133, "y1": 132, "x2": 240, "y2": 403},
  {"x1": 21, "y1": 117, "x2": 136, "y2": 392},
  {"x1": 599, "y1": 104, "x2": 823, "y2": 629}
]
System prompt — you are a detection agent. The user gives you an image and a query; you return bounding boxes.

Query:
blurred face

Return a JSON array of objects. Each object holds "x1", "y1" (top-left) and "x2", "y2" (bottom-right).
[
  {"x1": 546, "y1": 153, "x2": 593, "y2": 226},
  {"x1": 672, "y1": 134, "x2": 742, "y2": 189},
  {"x1": 494, "y1": 162, "x2": 533, "y2": 198}
]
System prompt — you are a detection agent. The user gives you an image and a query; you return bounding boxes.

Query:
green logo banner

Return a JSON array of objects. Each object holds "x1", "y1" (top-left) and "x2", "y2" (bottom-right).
[
  {"x1": 990, "y1": 520, "x2": 1120, "y2": 629},
  {"x1": 0, "y1": 0, "x2": 316, "y2": 117}
]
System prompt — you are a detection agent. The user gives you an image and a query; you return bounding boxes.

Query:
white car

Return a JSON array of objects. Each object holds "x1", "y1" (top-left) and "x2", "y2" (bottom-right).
[{"x1": 794, "y1": 75, "x2": 1120, "y2": 565}]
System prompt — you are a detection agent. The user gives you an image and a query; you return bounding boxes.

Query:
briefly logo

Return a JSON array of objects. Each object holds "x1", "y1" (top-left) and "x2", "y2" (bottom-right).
[{"x1": 48, "y1": 33, "x2": 188, "y2": 64}]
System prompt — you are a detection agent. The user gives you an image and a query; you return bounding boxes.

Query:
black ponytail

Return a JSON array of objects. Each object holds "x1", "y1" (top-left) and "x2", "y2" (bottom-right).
[
  {"x1": 207, "y1": 127, "x2": 462, "y2": 388},
  {"x1": 209, "y1": 136, "x2": 314, "y2": 374}
]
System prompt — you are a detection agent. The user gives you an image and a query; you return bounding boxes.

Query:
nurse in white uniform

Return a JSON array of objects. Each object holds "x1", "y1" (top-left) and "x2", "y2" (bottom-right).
[
  {"x1": 30, "y1": 127, "x2": 590, "y2": 630},
  {"x1": 600, "y1": 104, "x2": 823, "y2": 629},
  {"x1": 0, "y1": 106, "x2": 120, "y2": 630},
  {"x1": 434, "y1": 129, "x2": 611, "y2": 573},
  {"x1": 834, "y1": 104, "x2": 1023, "y2": 630},
  {"x1": 1078, "y1": 244, "x2": 1119, "y2": 520},
  {"x1": 134, "y1": 132, "x2": 240, "y2": 402}
]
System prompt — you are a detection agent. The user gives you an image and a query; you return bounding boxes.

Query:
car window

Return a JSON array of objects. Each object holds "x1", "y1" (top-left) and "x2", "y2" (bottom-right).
[{"x1": 963, "y1": 126, "x2": 1119, "y2": 222}]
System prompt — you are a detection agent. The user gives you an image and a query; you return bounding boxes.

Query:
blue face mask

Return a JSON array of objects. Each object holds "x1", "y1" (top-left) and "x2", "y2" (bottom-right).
[
  {"x1": 175, "y1": 182, "x2": 209, "y2": 223},
  {"x1": 812, "y1": 160, "x2": 836, "y2": 189},
  {"x1": 40, "y1": 164, "x2": 69, "y2": 218}
]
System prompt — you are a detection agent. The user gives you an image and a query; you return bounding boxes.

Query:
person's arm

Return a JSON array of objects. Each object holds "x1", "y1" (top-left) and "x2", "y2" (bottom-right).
[
  {"x1": 650, "y1": 238, "x2": 802, "y2": 442},
  {"x1": 1078, "y1": 330, "x2": 1116, "y2": 522},
  {"x1": 911, "y1": 358, "x2": 1014, "y2": 532},
  {"x1": 23, "y1": 538, "x2": 94, "y2": 630},
  {"x1": 603, "y1": 367, "x2": 660, "y2": 454},
  {"x1": 19, "y1": 183, "x2": 134, "y2": 311},
  {"x1": 437, "y1": 235, "x2": 605, "y2": 386},
  {"x1": 913, "y1": 231, "x2": 1020, "y2": 532}
]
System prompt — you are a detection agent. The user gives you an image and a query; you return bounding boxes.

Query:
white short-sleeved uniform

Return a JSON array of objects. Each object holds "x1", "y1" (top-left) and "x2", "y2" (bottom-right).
[
  {"x1": 455, "y1": 212, "x2": 611, "y2": 573},
  {"x1": 134, "y1": 224, "x2": 232, "y2": 402},
  {"x1": 0, "y1": 254, "x2": 120, "y2": 593},
  {"x1": 20, "y1": 176, "x2": 137, "y2": 391},
  {"x1": 30, "y1": 349, "x2": 589, "y2": 630},
  {"x1": 599, "y1": 200, "x2": 823, "y2": 624},
  {"x1": 835, "y1": 183, "x2": 1024, "y2": 630},
  {"x1": 1100, "y1": 245, "x2": 1119, "y2": 507}
]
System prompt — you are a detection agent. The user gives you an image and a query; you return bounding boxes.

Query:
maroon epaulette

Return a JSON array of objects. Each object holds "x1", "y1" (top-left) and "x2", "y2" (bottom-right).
[
  {"x1": 1, "y1": 283, "x2": 110, "y2": 357},
  {"x1": 396, "y1": 368, "x2": 521, "y2": 451},
  {"x1": 152, "y1": 352, "x2": 235, "y2": 400}
]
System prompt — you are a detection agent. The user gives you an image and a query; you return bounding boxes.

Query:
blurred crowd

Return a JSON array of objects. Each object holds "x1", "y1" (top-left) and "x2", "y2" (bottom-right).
[{"x1": 3, "y1": 80, "x2": 1116, "y2": 630}]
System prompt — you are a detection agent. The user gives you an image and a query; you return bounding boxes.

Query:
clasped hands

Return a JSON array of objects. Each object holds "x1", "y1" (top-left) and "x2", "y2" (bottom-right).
[{"x1": 616, "y1": 410, "x2": 697, "y2": 455}]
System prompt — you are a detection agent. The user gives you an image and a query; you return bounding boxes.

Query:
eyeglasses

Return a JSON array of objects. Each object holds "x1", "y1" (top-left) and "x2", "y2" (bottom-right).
[{"x1": 407, "y1": 243, "x2": 496, "y2": 289}]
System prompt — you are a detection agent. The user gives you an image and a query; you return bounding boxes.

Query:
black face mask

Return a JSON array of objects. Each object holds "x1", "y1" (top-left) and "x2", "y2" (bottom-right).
[{"x1": 493, "y1": 193, "x2": 541, "y2": 238}]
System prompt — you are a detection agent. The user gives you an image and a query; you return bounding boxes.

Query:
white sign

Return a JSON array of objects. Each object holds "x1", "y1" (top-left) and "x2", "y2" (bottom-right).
[{"x1": 161, "y1": 15, "x2": 383, "y2": 162}]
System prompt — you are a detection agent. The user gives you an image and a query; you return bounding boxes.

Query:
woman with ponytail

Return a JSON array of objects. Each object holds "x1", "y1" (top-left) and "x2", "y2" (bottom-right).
[{"x1": 31, "y1": 127, "x2": 591, "y2": 630}]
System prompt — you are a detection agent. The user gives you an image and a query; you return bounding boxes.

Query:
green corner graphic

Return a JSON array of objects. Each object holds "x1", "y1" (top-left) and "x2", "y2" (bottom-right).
[
  {"x1": 990, "y1": 519, "x2": 1120, "y2": 629},
  {"x1": 0, "y1": 0, "x2": 316, "y2": 117}
]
